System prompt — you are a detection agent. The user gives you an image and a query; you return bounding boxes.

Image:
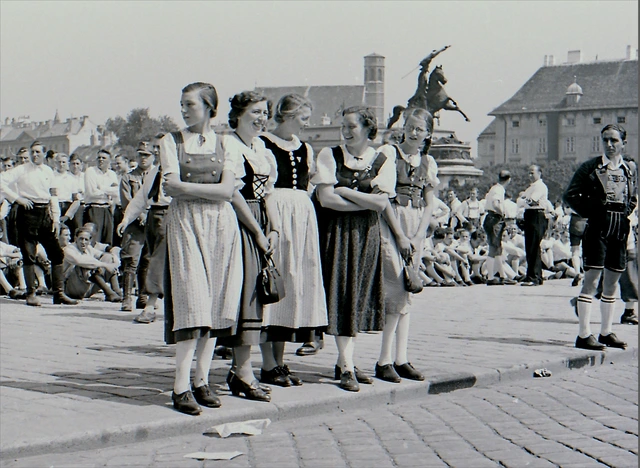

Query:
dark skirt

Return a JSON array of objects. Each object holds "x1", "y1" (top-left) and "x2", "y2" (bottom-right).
[
  {"x1": 318, "y1": 208, "x2": 385, "y2": 337},
  {"x1": 217, "y1": 200, "x2": 265, "y2": 347}
]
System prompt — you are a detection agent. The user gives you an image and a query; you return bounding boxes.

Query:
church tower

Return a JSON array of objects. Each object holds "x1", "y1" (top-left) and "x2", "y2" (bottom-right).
[{"x1": 364, "y1": 53, "x2": 385, "y2": 126}]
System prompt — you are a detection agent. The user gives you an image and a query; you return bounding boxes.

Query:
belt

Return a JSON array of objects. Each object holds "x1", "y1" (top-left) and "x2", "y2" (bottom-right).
[
  {"x1": 149, "y1": 205, "x2": 169, "y2": 211},
  {"x1": 604, "y1": 203, "x2": 625, "y2": 213},
  {"x1": 86, "y1": 203, "x2": 110, "y2": 208},
  {"x1": 525, "y1": 208, "x2": 545, "y2": 211},
  {"x1": 31, "y1": 203, "x2": 50, "y2": 208}
]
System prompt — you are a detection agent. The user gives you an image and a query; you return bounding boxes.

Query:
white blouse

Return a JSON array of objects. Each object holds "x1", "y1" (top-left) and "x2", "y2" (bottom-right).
[
  {"x1": 221, "y1": 134, "x2": 278, "y2": 195},
  {"x1": 160, "y1": 128, "x2": 244, "y2": 183},
  {"x1": 311, "y1": 145, "x2": 396, "y2": 197},
  {"x1": 377, "y1": 144, "x2": 440, "y2": 189}
]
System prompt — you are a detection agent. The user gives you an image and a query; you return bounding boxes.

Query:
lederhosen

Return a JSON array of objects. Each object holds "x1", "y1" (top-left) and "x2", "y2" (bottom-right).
[{"x1": 144, "y1": 168, "x2": 168, "y2": 297}]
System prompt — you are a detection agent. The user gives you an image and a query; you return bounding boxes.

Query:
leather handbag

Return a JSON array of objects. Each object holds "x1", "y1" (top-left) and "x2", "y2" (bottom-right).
[
  {"x1": 257, "y1": 254, "x2": 286, "y2": 304},
  {"x1": 403, "y1": 257, "x2": 424, "y2": 294}
]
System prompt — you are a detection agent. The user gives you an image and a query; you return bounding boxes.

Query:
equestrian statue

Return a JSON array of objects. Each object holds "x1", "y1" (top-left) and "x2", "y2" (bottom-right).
[{"x1": 387, "y1": 45, "x2": 470, "y2": 129}]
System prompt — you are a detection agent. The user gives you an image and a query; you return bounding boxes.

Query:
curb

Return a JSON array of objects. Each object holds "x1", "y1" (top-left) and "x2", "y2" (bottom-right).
[{"x1": 1, "y1": 347, "x2": 636, "y2": 460}]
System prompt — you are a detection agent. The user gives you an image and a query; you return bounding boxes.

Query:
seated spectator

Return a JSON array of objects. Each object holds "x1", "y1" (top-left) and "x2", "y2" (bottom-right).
[
  {"x1": 0, "y1": 225, "x2": 26, "y2": 299},
  {"x1": 62, "y1": 228, "x2": 122, "y2": 302},
  {"x1": 468, "y1": 230, "x2": 488, "y2": 282},
  {"x1": 501, "y1": 230, "x2": 526, "y2": 280},
  {"x1": 430, "y1": 228, "x2": 461, "y2": 286},
  {"x1": 551, "y1": 229, "x2": 577, "y2": 279}
]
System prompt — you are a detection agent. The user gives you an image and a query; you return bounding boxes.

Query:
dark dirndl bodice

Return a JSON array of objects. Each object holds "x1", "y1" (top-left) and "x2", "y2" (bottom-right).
[{"x1": 260, "y1": 136, "x2": 310, "y2": 191}]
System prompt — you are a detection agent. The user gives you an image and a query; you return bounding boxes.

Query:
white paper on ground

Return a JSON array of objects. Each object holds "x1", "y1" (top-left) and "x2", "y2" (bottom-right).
[
  {"x1": 183, "y1": 451, "x2": 243, "y2": 460},
  {"x1": 204, "y1": 418, "x2": 271, "y2": 438}
]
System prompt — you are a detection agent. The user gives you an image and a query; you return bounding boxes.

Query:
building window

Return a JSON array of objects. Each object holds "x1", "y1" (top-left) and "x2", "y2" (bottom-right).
[
  {"x1": 617, "y1": 116, "x2": 626, "y2": 123},
  {"x1": 566, "y1": 137, "x2": 575, "y2": 153},
  {"x1": 592, "y1": 136, "x2": 600, "y2": 153},
  {"x1": 593, "y1": 117, "x2": 602, "y2": 124},
  {"x1": 538, "y1": 119, "x2": 546, "y2": 127},
  {"x1": 538, "y1": 138, "x2": 547, "y2": 153},
  {"x1": 564, "y1": 118, "x2": 575, "y2": 126},
  {"x1": 512, "y1": 121, "x2": 520, "y2": 128},
  {"x1": 511, "y1": 139, "x2": 520, "y2": 154},
  {"x1": 489, "y1": 143, "x2": 495, "y2": 151}
]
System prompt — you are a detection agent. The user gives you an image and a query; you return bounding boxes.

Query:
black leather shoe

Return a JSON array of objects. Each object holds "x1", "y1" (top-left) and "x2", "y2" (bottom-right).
[
  {"x1": 339, "y1": 371, "x2": 360, "y2": 392},
  {"x1": 575, "y1": 335, "x2": 606, "y2": 351},
  {"x1": 621, "y1": 311, "x2": 639, "y2": 325},
  {"x1": 281, "y1": 364, "x2": 302, "y2": 386},
  {"x1": 486, "y1": 278, "x2": 502, "y2": 286},
  {"x1": 172, "y1": 390, "x2": 202, "y2": 415},
  {"x1": 394, "y1": 362, "x2": 425, "y2": 381},
  {"x1": 598, "y1": 333, "x2": 627, "y2": 349},
  {"x1": 502, "y1": 278, "x2": 517, "y2": 285},
  {"x1": 334, "y1": 365, "x2": 373, "y2": 384},
  {"x1": 227, "y1": 371, "x2": 271, "y2": 402},
  {"x1": 295, "y1": 340, "x2": 323, "y2": 356},
  {"x1": 192, "y1": 384, "x2": 221, "y2": 408},
  {"x1": 260, "y1": 367, "x2": 291, "y2": 387},
  {"x1": 375, "y1": 363, "x2": 401, "y2": 383},
  {"x1": 8, "y1": 289, "x2": 26, "y2": 300}
]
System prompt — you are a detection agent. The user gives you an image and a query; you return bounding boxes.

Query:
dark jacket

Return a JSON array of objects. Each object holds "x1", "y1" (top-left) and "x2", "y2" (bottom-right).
[{"x1": 563, "y1": 155, "x2": 637, "y2": 219}]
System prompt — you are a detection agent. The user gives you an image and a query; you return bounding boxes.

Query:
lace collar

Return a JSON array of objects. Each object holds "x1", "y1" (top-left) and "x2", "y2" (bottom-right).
[{"x1": 262, "y1": 132, "x2": 302, "y2": 152}]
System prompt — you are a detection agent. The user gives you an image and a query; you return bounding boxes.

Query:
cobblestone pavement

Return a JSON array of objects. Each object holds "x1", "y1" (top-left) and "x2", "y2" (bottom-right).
[{"x1": 3, "y1": 359, "x2": 637, "y2": 468}]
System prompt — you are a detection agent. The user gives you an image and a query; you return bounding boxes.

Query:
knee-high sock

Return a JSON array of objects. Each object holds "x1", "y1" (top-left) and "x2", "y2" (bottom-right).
[
  {"x1": 378, "y1": 314, "x2": 400, "y2": 366},
  {"x1": 335, "y1": 335, "x2": 355, "y2": 372},
  {"x1": 174, "y1": 338, "x2": 197, "y2": 394},
  {"x1": 599, "y1": 295, "x2": 616, "y2": 336},
  {"x1": 577, "y1": 294, "x2": 593, "y2": 338},
  {"x1": 193, "y1": 336, "x2": 216, "y2": 388},
  {"x1": 395, "y1": 313, "x2": 411, "y2": 365}
]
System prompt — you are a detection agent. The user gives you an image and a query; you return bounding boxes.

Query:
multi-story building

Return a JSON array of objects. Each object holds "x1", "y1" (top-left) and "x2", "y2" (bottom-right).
[
  {"x1": 477, "y1": 47, "x2": 638, "y2": 167},
  {"x1": 0, "y1": 112, "x2": 115, "y2": 159}
]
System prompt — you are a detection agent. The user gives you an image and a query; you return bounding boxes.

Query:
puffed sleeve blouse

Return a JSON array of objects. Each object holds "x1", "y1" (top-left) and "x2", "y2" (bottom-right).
[
  {"x1": 310, "y1": 145, "x2": 396, "y2": 197},
  {"x1": 159, "y1": 128, "x2": 244, "y2": 183},
  {"x1": 220, "y1": 134, "x2": 278, "y2": 195},
  {"x1": 377, "y1": 144, "x2": 439, "y2": 190}
]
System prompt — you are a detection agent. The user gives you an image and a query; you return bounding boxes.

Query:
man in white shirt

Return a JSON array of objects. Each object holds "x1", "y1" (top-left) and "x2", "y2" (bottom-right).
[
  {"x1": 482, "y1": 170, "x2": 516, "y2": 285},
  {"x1": 63, "y1": 227, "x2": 121, "y2": 302},
  {"x1": 518, "y1": 165, "x2": 549, "y2": 286},
  {"x1": 0, "y1": 141, "x2": 78, "y2": 306},
  {"x1": 83, "y1": 149, "x2": 119, "y2": 245},
  {"x1": 52, "y1": 153, "x2": 83, "y2": 239}
]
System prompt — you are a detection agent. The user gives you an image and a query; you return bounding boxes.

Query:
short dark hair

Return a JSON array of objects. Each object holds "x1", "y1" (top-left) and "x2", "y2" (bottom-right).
[
  {"x1": 97, "y1": 149, "x2": 111, "y2": 157},
  {"x1": 228, "y1": 91, "x2": 272, "y2": 129},
  {"x1": 69, "y1": 153, "x2": 82, "y2": 162},
  {"x1": 601, "y1": 124, "x2": 627, "y2": 141},
  {"x1": 498, "y1": 170, "x2": 511, "y2": 182},
  {"x1": 342, "y1": 106, "x2": 378, "y2": 140},
  {"x1": 30, "y1": 140, "x2": 45, "y2": 150},
  {"x1": 182, "y1": 82, "x2": 219, "y2": 119}
]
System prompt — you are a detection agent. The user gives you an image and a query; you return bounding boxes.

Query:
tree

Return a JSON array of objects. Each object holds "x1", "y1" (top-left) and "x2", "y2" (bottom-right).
[{"x1": 105, "y1": 108, "x2": 179, "y2": 156}]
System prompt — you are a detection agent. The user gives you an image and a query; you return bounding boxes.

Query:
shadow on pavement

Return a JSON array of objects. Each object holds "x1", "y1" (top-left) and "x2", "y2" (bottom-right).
[
  {"x1": 449, "y1": 336, "x2": 569, "y2": 347},
  {"x1": 511, "y1": 317, "x2": 576, "y2": 324}
]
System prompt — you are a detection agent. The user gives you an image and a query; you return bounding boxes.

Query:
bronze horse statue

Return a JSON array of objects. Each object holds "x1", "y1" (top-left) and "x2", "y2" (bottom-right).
[
  {"x1": 387, "y1": 45, "x2": 470, "y2": 128},
  {"x1": 426, "y1": 65, "x2": 470, "y2": 122}
]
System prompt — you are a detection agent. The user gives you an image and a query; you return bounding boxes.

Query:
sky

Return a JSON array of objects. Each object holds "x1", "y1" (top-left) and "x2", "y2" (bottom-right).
[{"x1": 1, "y1": 1, "x2": 638, "y2": 155}]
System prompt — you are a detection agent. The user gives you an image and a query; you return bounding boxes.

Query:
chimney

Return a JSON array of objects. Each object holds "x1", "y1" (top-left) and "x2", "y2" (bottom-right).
[
  {"x1": 548, "y1": 55, "x2": 555, "y2": 65},
  {"x1": 625, "y1": 45, "x2": 638, "y2": 60},
  {"x1": 567, "y1": 50, "x2": 581, "y2": 64},
  {"x1": 543, "y1": 55, "x2": 548, "y2": 66}
]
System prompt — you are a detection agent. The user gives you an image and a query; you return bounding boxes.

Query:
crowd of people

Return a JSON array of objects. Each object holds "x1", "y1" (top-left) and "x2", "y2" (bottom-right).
[{"x1": 1, "y1": 83, "x2": 637, "y2": 416}]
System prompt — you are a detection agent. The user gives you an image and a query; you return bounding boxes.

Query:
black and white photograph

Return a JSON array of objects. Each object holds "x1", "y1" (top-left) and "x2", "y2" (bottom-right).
[{"x1": 0, "y1": 1, "x2": 637, "y2": 467}]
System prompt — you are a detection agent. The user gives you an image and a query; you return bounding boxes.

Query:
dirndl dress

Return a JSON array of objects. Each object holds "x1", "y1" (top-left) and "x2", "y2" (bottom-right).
[
  {"x1": 314, "y1": 146, "x2": 387, "y2": 337},
  {"x1": 161, "y1": 130, "x2": 243, "y2": 344},
  {"x1": 258, "y1": 134, "x2": 328, "y2": 342}
]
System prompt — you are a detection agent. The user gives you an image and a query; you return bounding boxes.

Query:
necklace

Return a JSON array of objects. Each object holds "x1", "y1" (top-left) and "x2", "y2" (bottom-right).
[{"x1": 234, "y1": 131, "x2": 254, "y2": 149}]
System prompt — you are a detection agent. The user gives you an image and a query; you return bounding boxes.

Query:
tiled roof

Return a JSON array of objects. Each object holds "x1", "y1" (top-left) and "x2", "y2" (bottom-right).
[
  {"x1": 1, "y1": 118, "x2": 88, "y2": 142},
  {"x1": 255, "y1": 85, "x2": 366, "y2": 126},
  {"x1": 490, "y1": 59, "x2": 638, "y2": 115}
]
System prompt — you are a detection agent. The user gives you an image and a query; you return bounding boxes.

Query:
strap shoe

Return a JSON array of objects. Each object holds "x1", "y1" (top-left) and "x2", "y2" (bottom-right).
[{"x1": 192, "y1": 384, "x2": 221, "y2": 408}]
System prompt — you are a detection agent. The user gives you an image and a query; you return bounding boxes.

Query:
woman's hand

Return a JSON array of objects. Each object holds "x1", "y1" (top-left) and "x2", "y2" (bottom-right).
[
  {"x1": 15, "y1": 197, "x2": 33, "y2": 209},
  {"x1": 265, "y1": 231, "x2": 279, "y2": 256},
  {"x1": 256, "y1": 232, "x2": 270, "y2": 253},
  {"x1": 396, "y1": 234, "x2": 412, "y2": 259},
  {"x1": 162, "y1": 174, "x2": 187, "y2": 198}
]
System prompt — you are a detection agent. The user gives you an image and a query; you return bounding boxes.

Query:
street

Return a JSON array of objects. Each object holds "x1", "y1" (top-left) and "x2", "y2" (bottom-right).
[{"x1": 3, "y1": 359, "x2": 637, "y2": 468}]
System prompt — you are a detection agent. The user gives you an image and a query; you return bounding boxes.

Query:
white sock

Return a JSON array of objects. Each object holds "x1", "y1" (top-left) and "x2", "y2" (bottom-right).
[
  {"x1": 599, "y1": 295, "x2": 616, "y2": 336},
  {"x1": 395, "y1": 314, "x2": 410, "y2": 365},
  {"x1": 577, "y1": 294, "x2": 593, "y2": 338},
  {"x1": 378, "y1": 315, "x2": 399, "y2": 366}
]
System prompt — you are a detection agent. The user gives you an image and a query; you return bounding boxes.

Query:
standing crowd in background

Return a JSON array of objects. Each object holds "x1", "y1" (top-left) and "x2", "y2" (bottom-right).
[{"x1": 1, "y1": 84, "x2": 637, "y2": 415}]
